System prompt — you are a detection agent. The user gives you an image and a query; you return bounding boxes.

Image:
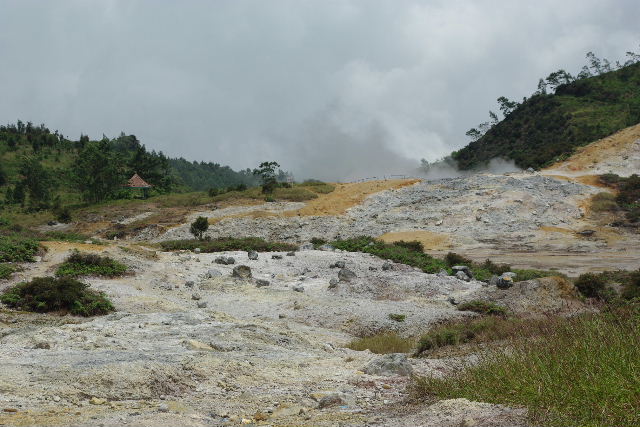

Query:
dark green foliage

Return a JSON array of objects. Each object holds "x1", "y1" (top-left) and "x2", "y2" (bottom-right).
[
  {"x1": 444, "y1": 252, "x2": 472, "y2": 267},
  {"x1": 253, "y1": 161, "x2": 280, "y2": 194},
  {"x1": 621, "y1": 270, "x2": 640, "y2": 300},
  {"x1": 0, "y1": 234, "x2": 40, "y2": 262},
  {"x1": 55, "y1": 251, "x2": 127, "y2": 278},
  {"x1": 160, "y1": 237, "x2": 297, "y2": 253},
  {"x1": 598, "y1": 174, "x2": 640, "y2": 223},
  {"x1": 388, "y1": 313, "x2": 406, "y2": 322},
  {"x1": 454, "y1": 61, "x2": 640, "y2": 170},
  {"x1": 170, "y1": 158, "x2": 256, "y2": 192},
  {"x1": 574, "y1": 273, "x2": 612, "y2": 300},
  {"x1": 310, "y1": 237, "x2": 326, "y2": 248},
  {"x1": 0, "y1": 276, "x2": 114, "y2": 316},
  {"x1": 457, "y1": 300, "x2": 508, "y2": 317},
  {"x1": 331, "y1": 236, "x2": 448, "y2": 274},
  {"x1": 189, "y1": 216, "x2": 209, "y2": 240}
]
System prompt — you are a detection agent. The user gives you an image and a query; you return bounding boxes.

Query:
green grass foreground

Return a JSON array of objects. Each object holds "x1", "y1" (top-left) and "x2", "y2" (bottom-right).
[{"x1": 411, "y1": 304, "x2": 640, "y2": 427}]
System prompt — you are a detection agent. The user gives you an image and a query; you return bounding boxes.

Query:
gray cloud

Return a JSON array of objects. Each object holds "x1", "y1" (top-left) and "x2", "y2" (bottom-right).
[{"x1": 0, "y1": 0, "x2": 638, "y2": 180}]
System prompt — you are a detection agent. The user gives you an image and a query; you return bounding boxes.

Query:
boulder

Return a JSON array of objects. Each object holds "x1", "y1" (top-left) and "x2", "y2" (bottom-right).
[
  {"x1": 194, "y1": 248, "x2": 201, "y2": 254},
  {"x1": 299, "y1": 243, "x2": 314, "y2": 250},
  {"x1": 286, "y1": 251, "x2": 296, "y2": 256},
  {"x1": 382, "y1": 262, "x2": 393, "y2": 271},
  {"x1": 293, "y1": 285, "x2": 305, "y2": 293},
  {"x1": 185, "y1": 280, "x2": 195, "y2": 288},
  {"x1": 191, "y1": 293, "x2": 201, "y2": 300},
  {"x1": 318, "y1": 244, "x2": 335, "y2": 251},
  {"x1": 496, "y1": 274, "x2": 514, "y2": 289},
  {"x1": 255, "y1": 279, "x2": 270, "y2": 288},
  {"x1": 247, "y1": 250, "x2": 259, "y2": 260},
  {"x1": 330, "y1": 260, "x2": 345, "y2": 269},
  {"x1": 232, "y1": 265, "x2": 252, "y2": 279},
  {"x1": 363, "y1": 353, "x2": 413, "y2": 376},
  {"x1": 272, "y1": 254, "x2": 283, "y2": 260},
  {"x1": 205, "y1": 269, "x2": 222, "y2": 279},
  {"x1": 437, "y1": 269, "x2": 449, "y2": 277},
  {"x1": 338, "y1": 268, "x2": 357, "y2": 282},
  {"x1": 328, "y1": 278, "x2": 338, "y2": 289},
  {"x1": 197, "y1": 301, "x2": 207, "y2": 308},
  {"x1": 455, "y1": 271, "x2": 471, "y2": 282},
  {"x1": 214, "y1": 256, "x2": 235, "y2": 265},
  {"x1": 452, "y1": 265, "x2": 472, "y2": 277}
]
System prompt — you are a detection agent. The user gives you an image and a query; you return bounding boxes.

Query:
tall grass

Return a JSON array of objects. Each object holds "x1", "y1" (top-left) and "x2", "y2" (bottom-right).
[
  {"x1": 412, "y1": 305, "x2": 640, "y2": 427},
  {"x1": 347, "y1": 332, "x2": 415, "y2": 354}
]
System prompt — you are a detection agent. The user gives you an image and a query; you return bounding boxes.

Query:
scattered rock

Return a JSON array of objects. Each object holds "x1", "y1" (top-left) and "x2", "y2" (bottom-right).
[
  {"x1": 577, "y1": 229, "x2": 596, "y2": 237},
  {"x1": 495, "y1": 275, "x2": 514, "y2": 289},
  {"x1": 232, "y1": 265, "x2": 252, "y2": 279},
  {"x1": 447, "y1": 296, "x2": 458, "y2": 305},
  {"x1": 255, "y1": 279, "x2": 270, "y2": 287},
  {"x1": 214, "y1": 256, "x2": 235, "y2": 265},
  {"x1": 191, "y1": 293, "x2": 201, "y2": 300},
  {"x1": 330, "y1": 260, "x2": 346, "y2": 269},
  {"x1": 318, "y1": 393, "x2": 348, "y2": 409},
  {"x1": 455, "y1": 271, "x2": 471, "y2": 282},
  {"x1": 185, "y1": 280, "x2": 195, "y2": 288},
  {"x1": 338, "y1": 268, "x2": 357, "y2": 282},
  {"x1": 194, "y1": 248, "x2": 201, "y2": 254},
  {"x1": 363, "y1": 353, "x2": 413, "y2": 376},
  {"x1": 452, "y1": 265, "x2": 472, "y2": 277},
  {"x1": 382, "y1": 262, "x2": 393, "y2": 271},
  {"x1": 286, "y1": 251, "x2": 296, "y2": 256},
  {"x1": 272, "y1": 254, "x2": 283, "y2": 260},
  {"x1": 205, "y1": 269, "x2": 222, "y2": 279},
  {"x1": 437, "y1": 269, "x2": 449, "y2": 277},
  {"x1": 183, "y1": 339, "x2": 214, "y2": 351},
  {"x1": 197, "y1": 301, "x2": 208, "y2": 308},
  {"x1": 89, "y1": 397, "x2": 107, "y2": 405},
  {"x1": 293, "y1": 285, "x2": 304, "y2": 293},
  {"x1": 158, "y1": 403, "x2": 169, "y2": 412},
  {"x1": 299, "y1": 243, "x2": 314, "y2": 250},
  {"x1": 318, "y1": 244, "x2": 335, "y2": 251},
  {"x1": 34, "y1": 342, "x2": 51, "y2": 349},
  {"x1": 247, "y1": 250, "x2": 259, "y2": 260},
  {"x1": 328, "y1": 278, "x2": 338, "y2": 289}
]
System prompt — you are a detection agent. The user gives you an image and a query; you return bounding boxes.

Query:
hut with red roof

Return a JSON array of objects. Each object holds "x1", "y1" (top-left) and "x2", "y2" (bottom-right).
[{"x1": 124, "y1": 173, "x2": 152, "y2": 198}]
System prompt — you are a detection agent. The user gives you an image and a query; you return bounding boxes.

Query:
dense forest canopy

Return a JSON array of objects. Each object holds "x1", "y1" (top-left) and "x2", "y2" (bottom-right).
[
  {"x1": 451, "y1": 49, "x2": 640, "y2": 170},
  {"x1": 0, "y1": 123, "x2": 259, "y2": 210}
]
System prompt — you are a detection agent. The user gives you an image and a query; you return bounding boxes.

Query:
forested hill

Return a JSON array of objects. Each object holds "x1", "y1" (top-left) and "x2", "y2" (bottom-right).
[
  {"x1": 0, "y1": 122, "x2": 256, "y2": 210},
  {"x1": 453, "y1": 52, "x2": 640, "y2": 170}
]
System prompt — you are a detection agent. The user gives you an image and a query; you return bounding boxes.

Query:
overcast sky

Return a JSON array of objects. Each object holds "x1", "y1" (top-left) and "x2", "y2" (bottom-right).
[{"x1": 1, "y1": 0, "x2": 638, "y2": 180}]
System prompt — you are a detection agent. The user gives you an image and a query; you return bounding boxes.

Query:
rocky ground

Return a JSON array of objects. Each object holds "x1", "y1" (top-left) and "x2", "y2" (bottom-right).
[{"x1": 1, "y1": 130, "x2": 638, "y2": 426}]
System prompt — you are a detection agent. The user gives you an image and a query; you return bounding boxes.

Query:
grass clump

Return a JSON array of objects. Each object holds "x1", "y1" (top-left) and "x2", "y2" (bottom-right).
[
  {"x1": 160, "y1": 237, "x2": 297, "y2": 253},
  {"x1": 0, "y1": 234, "x2": 40, "y2": 262},
  {"x1": 444, "y1": 252, "x2": 558, "y2": 282},
  {"x1": 573, "y1": 269, "x2": 640, "y2": 301},
  {"x1": 332, "y1": 236, "x2": 448, "y2": 274},
  {"x1": 1, "y1": 276, "x2": 115, "y2": 316},
  {"x1": 457, "y1": 300, "x2": 508, "y2": 317},
  {"x1": 591, "y1": 192, "x2": 618, "y2": 212},
  {"x1": 55, "y1": 251, "x2": 128, "y2": 278},
  {"x1": 347, "y1": 332, "x2": 414, "y2": 354},
  {"x1": 411, "y1": 305, "x2": 640, "y2": 427},
  {"x1": 388, "y1": 313, "x2": 406, "y2": 322},
  {"x1": 414, "y1": 316, "x2": 560, "y2": 356},
  {"x1": 598, "y1": 173, "x2": 640, "y2": 223}
]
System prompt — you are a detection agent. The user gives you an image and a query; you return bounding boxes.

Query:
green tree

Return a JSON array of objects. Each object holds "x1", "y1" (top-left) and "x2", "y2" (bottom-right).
[
  {"x1": 19, "y1": 156, "x2": 52, "y2": 210},
  {"x1": 189, "y1": 216, "x2": 209, "y2": 240},
  {"x1": 253, "y1": 161, "x2": 280, "y2": 194},
  {"x1": 72, "y1": 139, "x2": 122, "y2": 203}
]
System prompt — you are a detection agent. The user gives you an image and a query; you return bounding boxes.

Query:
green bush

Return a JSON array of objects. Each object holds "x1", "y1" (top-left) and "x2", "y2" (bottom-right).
[
  {"x1": 160, "y1": 237, "x2": 297, "y2": 253},
  {"x1": 1, "y1": 276, "x2": 115, "y2": 316},
  {"x1": 457, "y1": 300, "x2": 508, "y2": 317},
  {"x1": 0, "y1": 234, "x2": 40, "y2": 262},
  {"x1": 310, "y1": 237, "x2": 326, "y2": 248},
  {"x1": 393, "y1": 240, "x2": 424, "y2": 253},
  {"x1": 53, "y1": 206, "x2": 72, "y2": 223},
  {"x1": 591, "y1": 192, "x2": 618, "y2": 212},
  {"x1": 189, "y1": 216, "x2": 209, "y2": 240},
  {"x1": 412, "y1": 306, "x2": 640, "y2": 427},
  {"x1": 55, "y1": 251, "x2": 127, "y2": 278},
  {"x1": 574, "y1": 272, "x2": 612, "y2": 300},
  {"x1": 444, "y1": 252, "x2": 473, "y2": 267}
]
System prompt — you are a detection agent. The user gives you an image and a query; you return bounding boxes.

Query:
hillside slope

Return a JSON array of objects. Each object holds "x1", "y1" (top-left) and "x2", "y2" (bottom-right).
[{"x1": 453, "y1": 62, "x2": 640, "y2": 170}]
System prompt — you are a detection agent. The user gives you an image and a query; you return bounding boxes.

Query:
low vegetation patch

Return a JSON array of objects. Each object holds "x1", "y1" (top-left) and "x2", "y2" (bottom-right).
[
  {"x1": 0, "y1": 263, "x2": 19, "y2": 280},
  {"x1": 457, "y1": 300, "x2": 508, "y2": 317},
  {"x1": 160, "y1": 237, "x2": 297, "y2": 253},
  {"x1": 444, "y1": 251, "x2": 560, "y2": 282},
  {"x1": 591, "y1": 191, "x2": 618, "y2": 212},
  {"x1": 598, "y1": 173, "x2": 640, "y2": 223},
  {"x1": 210, "y1": 181, "x2": 334, "y2": 203},
  {"x1": 0, "y1": 234, "x2": 40, "y2": 262},
  {"x1": 1, "y1": 276, "x2": 115, "y2": 316},
  {"x1": 347, "y1": 332, "x2": 414, "y2": 354},
  {"x1": 574, "y1": 269, "x2": 640, "y2": 301},
  {"x1": 388, "y1": 313, "x2": 406, "y2": 322},
  {"x1": 414, "y1": 316, "x2": 562, "y2": 357},
  {"x1": 332, "y1": 236, "x2": 448, "y2": 274},
  {"x1": 55, "y1": 251, "x2": 128, "y2": 278},
  {"x1": 412, "y1": 305, "x2": 640, "y2": 427}
]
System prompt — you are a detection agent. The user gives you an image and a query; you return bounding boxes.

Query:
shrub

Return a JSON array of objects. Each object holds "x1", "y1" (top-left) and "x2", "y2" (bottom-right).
[
  {"x1": 160, "y1": 237, "x2": 297, "y2": 253},
  {"x1": 393, "y1": 240, "x2": 424, "y2": 253},
  {"x1": 190, "y1": 216, "x2": 209, "y2": 240},
  {"x1": 388, "y1": 313, "x2": 406, "y2": 322},
  {"x1": 1, "y1": 276, "x2": 115, "y2": 316},
  {"x1": 264, "y1": 196, "x2": 275, "y2": 202},
  {"x1": 53, "y1": 206, "x2": 72, "y2": 223},
  {"x1": 347, "y1": 332, "x2": 414, "y2": 354},
  {"x1": 574, "y1": 272, "x2": 613, "y2": 300},
  {"x1": 445, "y1": 252, "x2": 473, "y2": 267},
  {"x1": 310, "y1": 237, "x2": 326, "y2": 248},
  {"x1": 55, "y1": 251, "x2": 127, "y2": 278},
  {"x1": 591, "y1": 192, "x2": 618, "y2": 212},
  {"x1": 0, "y1": 234, "x2": 40, "y2": 262},
  {"x1": 457, "y1": 300, "x2": 508, "y2": 317},
  {"x1": 411, "y1": 306, "x2": 640, "y2": 427},
  {"x1": 621, "y1": 270, "x2": 640, "y2": 299}
]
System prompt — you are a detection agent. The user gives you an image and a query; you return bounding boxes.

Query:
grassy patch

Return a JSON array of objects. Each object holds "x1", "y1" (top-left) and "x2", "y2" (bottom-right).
[
  {"x1": 0, "y1": 263, "x2": 19, "y2": 280},
  {"x1": 591, "y1": 192, "x2": 618, "y2": 212},
  {"x1": 414, "y1": 316, "x2": 562, "y2": 357},
  {"x1": 347, "y1": 332, "x2": 415, "y2": 354},
  {"x1": 411, "y1": 305, "x2": 640, "y2": 427},
  {"x1": 211, "y1": 182, "x2": 335, "y2": 203},
  {"x1": 457, "y1": 300, "x2": 508, "y2": 317},
  {"x1": 160, "y1": 237, "x2": 297, "y2": 252},
  {"x1": 598, "y1": 173, "x2": 640, "y2": 223},
  {"x1": 574, "y1": 269, "x2": 640, "y2": 301},
  {"x1": 1, "y1": 276, "x2": 115, "y2": 316},
  {"x1": 388, "y1": 313, "x2": 407, "y2": 322},
  {"x1": 0, "y1": 234, "x2": 40, "y2": 262},
  {"x1": 332, "y1": 236, "x2": 449, "y2": 274},
  {"x1": 55, "y1": 251, "x2": 128, "y2": 278}
]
